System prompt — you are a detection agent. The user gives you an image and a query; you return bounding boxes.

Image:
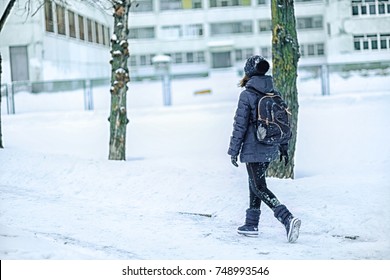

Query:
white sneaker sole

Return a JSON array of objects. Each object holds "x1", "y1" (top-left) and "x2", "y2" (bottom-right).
[
  {"x1": 237, "y1": 230, "x2": 258, "y2": 237},
  {"x1": 287, "y1": 218, "x2": 301, "y2": 243}
]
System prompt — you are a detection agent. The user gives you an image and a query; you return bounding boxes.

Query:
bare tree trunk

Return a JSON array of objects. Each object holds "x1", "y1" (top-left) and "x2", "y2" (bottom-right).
[
  {"x1": 1, "y1": 0, "x2": 18, "y2": 149},
  {"x1": 268, "y1": 0, "x2": 300, "y2": 179},
  {"x1": 0, "y1": 0, "x2": 17, "y2": 32},
  {"x1": 108, "y1": 1, "x2": 130, "y2": 160}
]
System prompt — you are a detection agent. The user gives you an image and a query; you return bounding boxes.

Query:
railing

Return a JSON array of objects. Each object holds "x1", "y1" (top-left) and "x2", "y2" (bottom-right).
[{"x1": 0, "y1": 78, "x2": 109, "y2": 114}]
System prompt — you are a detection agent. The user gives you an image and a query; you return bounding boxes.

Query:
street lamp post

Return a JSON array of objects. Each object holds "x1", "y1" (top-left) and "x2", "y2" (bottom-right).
[{"x1": 152, "y1": 55, "x2": 172, "y2": 106}]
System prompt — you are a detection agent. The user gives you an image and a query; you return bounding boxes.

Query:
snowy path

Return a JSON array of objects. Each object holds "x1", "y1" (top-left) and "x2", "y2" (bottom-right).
[{"x1": 1, "y1": 89, "x2": 390, "y2": 260}]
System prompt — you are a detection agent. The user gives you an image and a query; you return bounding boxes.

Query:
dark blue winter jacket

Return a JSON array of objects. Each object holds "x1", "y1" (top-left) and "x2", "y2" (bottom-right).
[{"x1": 228, "y1": 75, "x2": 279, "y2": 163}]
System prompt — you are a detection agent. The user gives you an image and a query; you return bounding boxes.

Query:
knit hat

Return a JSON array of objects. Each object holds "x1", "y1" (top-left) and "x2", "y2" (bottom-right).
[{"x1": 244, "y1": 55, "x2": 270, "y2": 77}]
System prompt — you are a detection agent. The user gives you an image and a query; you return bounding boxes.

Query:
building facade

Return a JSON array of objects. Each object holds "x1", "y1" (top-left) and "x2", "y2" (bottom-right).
[
  {"x1": 0, "y1": 0, "x2": 111, "y2": 84},
  {"x1": 1, "y1": 0, "x2": 389, "y2": 84},
  {"x1": 128, "y1": 0, "x2": 390, "y2": 79}
]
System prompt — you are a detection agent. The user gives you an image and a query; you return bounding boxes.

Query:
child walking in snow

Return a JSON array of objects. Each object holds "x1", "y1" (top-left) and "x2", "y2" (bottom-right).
[{"x1": 228, "y1": 55, "x2": 301, "y2": 243}]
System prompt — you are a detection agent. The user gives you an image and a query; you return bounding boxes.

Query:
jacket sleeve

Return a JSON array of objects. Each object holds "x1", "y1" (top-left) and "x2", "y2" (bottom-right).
[{"x1": 228, "y1": 91, "x2": 251, "y2": 157}]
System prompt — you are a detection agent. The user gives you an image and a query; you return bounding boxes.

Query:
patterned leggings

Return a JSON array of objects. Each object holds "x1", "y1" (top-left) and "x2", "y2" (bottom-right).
[{"x1": 246, "y1": 162, "x2": 281, "y2": 210}]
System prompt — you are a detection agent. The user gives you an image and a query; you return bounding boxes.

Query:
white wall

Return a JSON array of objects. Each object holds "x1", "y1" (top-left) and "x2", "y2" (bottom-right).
[{"x1": 0, "y1": 0, "x2": 112, "y2": 84}]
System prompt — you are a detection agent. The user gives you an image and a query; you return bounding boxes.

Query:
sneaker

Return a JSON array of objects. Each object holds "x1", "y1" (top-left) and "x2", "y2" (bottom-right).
[
  {"x1": 237, "y1": 224, "x2": 258, "y2": 237},
  {"x1": 286, "y1": 217, "x2": 301, "y2": 243}
]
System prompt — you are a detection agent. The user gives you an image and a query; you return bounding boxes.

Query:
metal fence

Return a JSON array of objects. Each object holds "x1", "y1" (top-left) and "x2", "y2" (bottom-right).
[{"x1": 0, "y1": 78, "x2": 109, "y2": 114}]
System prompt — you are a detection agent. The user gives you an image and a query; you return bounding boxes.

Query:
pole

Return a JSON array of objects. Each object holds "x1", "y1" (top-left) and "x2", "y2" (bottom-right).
[
  {"x1": 84, "y1": 79, "x2": 94, "y2": 110},
  {"x1": 321, "y1": 64, "x2": 330, "y2": 96},
  {"x1": 162, "y1": 74, "x2": 171, "y2": 106},
  {"x1": 0, "y1": 53, "x2": 3, "y2": 148}
]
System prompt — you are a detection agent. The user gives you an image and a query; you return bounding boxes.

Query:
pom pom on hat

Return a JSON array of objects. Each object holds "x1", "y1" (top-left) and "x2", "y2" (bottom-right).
[{"x1": 244, "y1": 55, "x2": 270, "y2": 77}]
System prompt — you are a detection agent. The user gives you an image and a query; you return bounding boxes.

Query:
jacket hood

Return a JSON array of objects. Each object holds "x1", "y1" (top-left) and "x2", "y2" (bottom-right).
[{"x1": 245, "y1": 75, "x2": 274, "y2": 93}]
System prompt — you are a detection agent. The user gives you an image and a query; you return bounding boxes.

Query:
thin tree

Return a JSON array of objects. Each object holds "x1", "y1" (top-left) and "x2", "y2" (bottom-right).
[
  {"x1": 0, "y1": 0, "x2": 18, "y2": 148},
  {"x1": 268, "y1": 0, "x2": 300, "y2": 179},
  {"x1": 0, "y1": 0, "x2": 132, "y2": 158},
  {"x1": 108, "y1": 0, "x2": 131, "y2": 160}
]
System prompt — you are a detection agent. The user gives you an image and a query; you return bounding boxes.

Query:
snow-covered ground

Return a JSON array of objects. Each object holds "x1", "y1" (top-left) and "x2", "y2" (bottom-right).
[{"x1": 0, "y1": 71, "x2": 390, "y2": 260}]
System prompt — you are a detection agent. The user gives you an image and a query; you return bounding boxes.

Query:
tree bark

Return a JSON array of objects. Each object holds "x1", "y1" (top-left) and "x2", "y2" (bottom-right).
[
  {"x1": 108, "y1": 0, "x2": 130, "y2": 160},
  {"x1": 0, "y1": 0, "x2": 17, "y2": 32},
  {"x1": 268, "y1": 0, "x2": 300, "y2": 179}
]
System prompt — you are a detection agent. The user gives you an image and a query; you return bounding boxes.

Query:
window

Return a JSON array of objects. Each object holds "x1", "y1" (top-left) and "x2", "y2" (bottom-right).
[
  {"x1": 68, "y1": 10, "x2": 76, "y2": 38},
  {"x1": 352, "y1": 4, "x2": 359, "y2": 15},
  {"x1": 317, "y1": 43, "x2": 325, "y2": 55},
  {"x1": 363, "y1": 39, "x2": 369, "y2": 49},
  {"x1": 354, "y1": 37, "x2": 362, "y2": 50},
  {"x1": 44, "y1": 0, "x2": 54, "y2": 32},
  {"x1": 130, "y1": 0, "x2": 153, "y2": 12},
  {"x1": 161, "y1": 51, "x2": 205, "y2": 64},
  {"x1": 307, "y1": 44, "x2": 315, "y2": 56},
  {"x1": 185, "y1": 51, "x2": 206, "y2": 63},
  {"x1": 161, "y1": 25, "x2": 182, "y2": 39},
  {"x1": 258, "y1": 0, "x2": 266, "y2": 4},
  {"x1": 193, "y1": 0, "x2": 202, "y2": 8},
  {"x1": 95, "y1": 22, "x2": 101, "y2": 44},
  {"x1": 130, "y1": 54, "x2": 157, "y2": 67},
  {"x1": 368, "y1": 34, "x2": 378, "y2": 49},
  {"x1": 129, "y1": 27, "x2": 155, "y2": 39},
  {"x1": 235, "y1": 48, "x2": 253, "y2": 61},
  {"x1": 130, "y1": 56, "x2": 137, "y2": 67},
  {"x1": 296, "y1": 16, "x2": 323, "y2": 29},
  {"x1": 378, "y1": 2, "x2": 386, "y2": 14},
  {"x1": 211, "y1": 51, "x2": 232, "y2": 68},
  {"x1": 42, "y1": 3, "x2": 109, "y2": 47},
  {"x1": 56, "y1": 4, "x2": 66, "y2": 35},
  {"x1": 130, "y1": 52, "x2": 205, "y2": 67},
  {"x1": 183, "y1": 24, "x2": 203, "y2": 38},
  {"x1": 103, "y1": 27, "x2": 110, "y2": 46},
  {"x1": 260, "y1": 47, "x2": 271, "y2": 59},
  {"x1": 380, "y1": 34, "x2": 390, "y2": 49},
  {"x1": 140, "y1": 55, "x2": 147, "y2": 66},
  {"x1": 235, "y1": 49, "x2": 243, "y2": 61},
  {"x1": 258, "y1": 20, "x2": 272, "y2": 32},
  {"x1": 353, "y1": 33, "x2": 389, "y2": 51},
  {"x1": 140, "y1": 54, "x2": 154, "y2": 66},
  {"x1": 196, "y1": 51, "x2": 205, "y2": 62},
  {"x1": 361, "y1": 5, "x2": 367, "y2": 14},
  {"x1": 210, "y1": 21, "x2": 252, "y2": 35},
  {"x1": 78, "y1": 15, "x2": 85, "y2": 41},
  {"x1": 160, "y1": 0, "x2": 202, "y2": 10},
  {"x1": 173, "y1": 52, "x2": 183, "y2": 63},
  {"x1": 210, "y1": 0, "x2": 251, "y2": 8},
  {"x1": 299, "y1": 43, "x2": 325, "y2": 57},
  {"x1": 352, "y1": 0, "x2": 390, "y2": 16},
  {"x1": 186, "y1": 52, "x2": 194, "y2": 63},
  {"x1": 161, "y1": 24, "x2": 203, "y2": 39},
  {"x1": 369, "y1": 2, "x2": 376, "y2": 14},
  {"x1": 160, "y1": 0, "x2": 181, "y2": 10},
  {"x1": 87, "y1": 18, "x2": 93, "y2": 42}
]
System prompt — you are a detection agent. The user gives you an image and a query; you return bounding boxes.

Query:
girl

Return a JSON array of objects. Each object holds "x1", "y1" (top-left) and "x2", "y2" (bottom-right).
[{"x1": 228, "y1": 55, "x2": 301, "y2": 243}]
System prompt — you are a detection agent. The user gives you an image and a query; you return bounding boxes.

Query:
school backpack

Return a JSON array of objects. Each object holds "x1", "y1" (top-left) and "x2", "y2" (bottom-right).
[{"x1": 254, "y1": 90, "x2": 292, "y2": 146}]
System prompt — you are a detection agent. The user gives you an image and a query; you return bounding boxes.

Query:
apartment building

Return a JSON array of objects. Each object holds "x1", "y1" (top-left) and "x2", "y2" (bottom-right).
[
  {"x1": 128, "y1": 0, "x2": 390, "y2": 79},
  {"x1": 0, "y1": 0, "x2": 111, "y2": 84},
  {"x1": 1, "y1": 0, "x2": 389, "y2": 83}
]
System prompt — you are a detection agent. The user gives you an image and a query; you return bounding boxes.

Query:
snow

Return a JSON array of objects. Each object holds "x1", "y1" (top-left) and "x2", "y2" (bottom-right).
[{"x1": 0, "y1": 71, "x2": 390, "y2": 260}]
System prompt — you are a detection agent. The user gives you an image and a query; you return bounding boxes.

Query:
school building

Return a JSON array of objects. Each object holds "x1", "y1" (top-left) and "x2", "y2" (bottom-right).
[
  {"x1": 128, "y1": 0, "x2": 390, "y2": 79},
  {"x1": 0, "y1": 0, "x2": 389, "y2": 84},
  {"x1": 0, "y1": 0, "x2": 111, "y2": 84}
]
